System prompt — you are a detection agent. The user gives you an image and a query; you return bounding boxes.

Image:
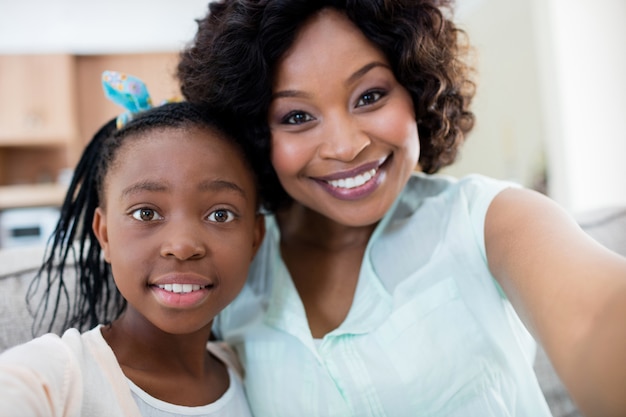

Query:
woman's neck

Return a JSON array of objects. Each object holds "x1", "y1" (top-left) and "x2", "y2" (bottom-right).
[
  {"x1": 275, "y1": 203, "x2": 378, "y2": 337},
  {"x1": 276, "y1": 202, "x2": 378, "y2": 251}
]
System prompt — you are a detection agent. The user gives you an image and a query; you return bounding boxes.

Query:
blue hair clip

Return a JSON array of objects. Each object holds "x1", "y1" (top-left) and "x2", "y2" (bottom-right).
[
  {"x1": 102, "y1": 70, "x2": 153, "y2": 129},
  {"x1": 102, "y1": 70, "x2": 183, "y2": 129}
]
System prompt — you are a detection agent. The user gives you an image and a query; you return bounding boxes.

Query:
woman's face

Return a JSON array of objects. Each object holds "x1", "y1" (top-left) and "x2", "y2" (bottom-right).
[{"x1": 268, "y1": 8, "x2": 420, "y2": 227}]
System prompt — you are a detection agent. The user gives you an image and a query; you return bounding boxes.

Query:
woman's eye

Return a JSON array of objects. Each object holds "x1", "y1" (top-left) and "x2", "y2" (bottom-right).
[
  {"x1": 131, "y1": 208, "x2": 163, "y2": 222},
  {"x1": 356, "y1": 90, "x2": 384, "y2": 107},
  {"x1": 208, "y1": 209, "x2": 236, "y2": 223},
  {"x1": 282, "y1": 111, "x2": 315, "y2": 125}
]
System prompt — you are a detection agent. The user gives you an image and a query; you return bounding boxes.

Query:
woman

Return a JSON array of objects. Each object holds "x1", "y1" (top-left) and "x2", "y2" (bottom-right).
[{"x1": 178, "y1": 1, "x2": 626, "y2": 416}]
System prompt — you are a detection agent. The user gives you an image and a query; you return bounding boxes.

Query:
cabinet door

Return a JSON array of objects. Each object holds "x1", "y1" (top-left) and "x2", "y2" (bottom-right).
[{"x1": 0, "y1": 54, "x2": 78, "y2": 145}]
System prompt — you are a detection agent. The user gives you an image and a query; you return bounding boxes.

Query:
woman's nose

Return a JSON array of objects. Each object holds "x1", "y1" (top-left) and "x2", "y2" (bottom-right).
[
  {"x1": 318, "y1": 111, "x2": 371, "y2": 161},
  {"x1": 159, "y1": 220, "x2": 207, "y2": 260}
]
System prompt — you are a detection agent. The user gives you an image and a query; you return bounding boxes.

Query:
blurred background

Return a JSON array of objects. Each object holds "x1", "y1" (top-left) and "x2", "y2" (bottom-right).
[{"x1": 0, "y1": 0, "x2": 624, "y2": 248}]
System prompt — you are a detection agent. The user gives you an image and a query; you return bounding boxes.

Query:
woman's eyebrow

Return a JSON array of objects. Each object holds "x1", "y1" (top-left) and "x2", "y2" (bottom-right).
[
  {"x1": 345, "y1": 61, "x2": 390, "y2": 85},
  {"x1": 273, "y1": 89, "x2": 312, "y2": 100},
  {"x1": 273, "y1": 61, "x2": 390, "y2": 100}
]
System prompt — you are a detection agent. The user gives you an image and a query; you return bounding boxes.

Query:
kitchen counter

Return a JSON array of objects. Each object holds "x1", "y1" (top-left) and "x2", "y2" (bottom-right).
[{"x1": 0, "y1": 184, "x2": 67, "y2": 210}]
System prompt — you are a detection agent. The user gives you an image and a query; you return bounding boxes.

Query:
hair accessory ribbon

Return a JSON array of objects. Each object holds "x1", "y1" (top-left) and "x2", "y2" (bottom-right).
[{"x1": 101, "y1": 70, "x2": 181, "y2": 129}]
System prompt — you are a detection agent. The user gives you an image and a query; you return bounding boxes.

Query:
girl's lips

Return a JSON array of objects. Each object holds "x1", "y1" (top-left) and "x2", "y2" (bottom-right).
[
  {"x1": 151, "y1": 284, "x2": 213, "y2": 308},
  {"x1": 150, "y1": 273, "x2": 215, "y2": 308},
  {"x1": 151, "y1": 272, "x2": 214, "y2": 288},
  {"x1": 155, "y1": 283, "x2": 211, "y2": 294}
]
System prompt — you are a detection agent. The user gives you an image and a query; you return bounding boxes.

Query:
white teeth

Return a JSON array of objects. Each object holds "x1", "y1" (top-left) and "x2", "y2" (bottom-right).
[
  {"x1": 327, "y1": 168, "x2": 376, "y2": 189},
  {"x1": 157, "y1": 283, "x2": 204, "y2": 294}
]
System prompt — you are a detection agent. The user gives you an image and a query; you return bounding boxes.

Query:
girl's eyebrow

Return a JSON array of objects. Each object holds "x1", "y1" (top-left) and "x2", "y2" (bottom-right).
[
  {"x1": 121, "y1": 179, "x2": 248, "y2": 200},
  {"x1": 198, "y1": 179, "x2": 248, "y2": 200},
  {"x1": 272, "y1": 61, "x2": 390, "y2": 100},
  {"x1": 121, "y1": 180, "x2": 167, "y2": 197}
]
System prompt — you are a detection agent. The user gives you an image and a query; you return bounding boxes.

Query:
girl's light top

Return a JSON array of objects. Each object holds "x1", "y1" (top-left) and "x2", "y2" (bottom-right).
[
  {"x1": 214, "y1": 173, "x2": 553, "y2": 417},
  {"x1": 0, "y1": 326, "x2": 252, "y2": 417}
]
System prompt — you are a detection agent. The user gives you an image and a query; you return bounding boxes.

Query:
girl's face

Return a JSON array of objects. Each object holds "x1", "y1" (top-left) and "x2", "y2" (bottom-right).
[
  {"x1": 93, "y1": 127, "x2": 264, "y2": 336},
  {"x1": 268, "y1": 9, "x2": 420, "y2": 227}
]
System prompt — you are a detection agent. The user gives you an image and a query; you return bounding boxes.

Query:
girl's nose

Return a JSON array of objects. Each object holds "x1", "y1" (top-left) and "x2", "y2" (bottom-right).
[
  {"x1": 318, "y1": 112, "x2": 371, "y2": 161},
  {"x1": 159, "y1": 221, "x2": 207, "y2": 260}
]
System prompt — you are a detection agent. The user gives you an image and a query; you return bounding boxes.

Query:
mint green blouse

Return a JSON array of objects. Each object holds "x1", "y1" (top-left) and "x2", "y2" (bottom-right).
[{"x1": 214, "y1": 173, "x2": 553, "y2": 417}]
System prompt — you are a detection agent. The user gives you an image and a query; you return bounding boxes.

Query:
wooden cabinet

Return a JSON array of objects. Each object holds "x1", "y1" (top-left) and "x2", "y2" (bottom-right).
[
  {"x1": 0, "y1": 54, "x2": 78, "y2": 145},
  {"x1": 0, "y1": 52, "x2": 180, "y2": 210},
  {"x1": 0, "y1": 54, "x2": 78, "y2": 206}
]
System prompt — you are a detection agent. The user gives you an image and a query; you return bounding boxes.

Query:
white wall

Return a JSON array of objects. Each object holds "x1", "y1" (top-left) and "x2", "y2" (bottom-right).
[
  {"x1": 447, "y1": 0, "x2": 547, "y2": 193},
  {"x1": 532, "y1": 0, "x2": 626, "y2": 212},
  {"x1": 0, "y1": 0, "x2": 210, "y2": 54},
  {"x1": 450, "y1": 0, "x2": 626, "y2": 213},
  {"x1": 1, "y1": 0, "x2": 624, "y2": 214}
]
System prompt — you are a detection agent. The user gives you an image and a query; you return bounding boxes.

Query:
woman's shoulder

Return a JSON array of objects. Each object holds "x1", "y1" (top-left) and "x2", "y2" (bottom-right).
[
  {"x1": 396, "y1": 172, "x2": 519, "y2": 220},
  {"x1": 405, "y1": 172, "x2": 517, "y2": 197}
]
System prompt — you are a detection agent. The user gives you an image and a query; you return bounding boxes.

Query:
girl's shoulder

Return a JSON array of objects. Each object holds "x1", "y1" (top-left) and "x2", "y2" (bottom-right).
[{"x1": 0, "y1": 328, "x2": 82, "y2": 362}]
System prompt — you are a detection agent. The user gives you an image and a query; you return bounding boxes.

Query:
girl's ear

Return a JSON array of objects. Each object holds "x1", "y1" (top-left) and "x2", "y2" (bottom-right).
[
  {"x1": 92, "y1": 207, "x2": 112, "y2": 263},
  {"x1": 251, "y1": 214, "x2": 266, "y2": 260}
]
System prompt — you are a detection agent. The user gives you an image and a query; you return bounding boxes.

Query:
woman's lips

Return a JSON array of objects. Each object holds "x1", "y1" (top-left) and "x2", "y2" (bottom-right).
[
  {"x1": 314, "y1": 155, "x2": 390, "y2": 200},
  {"x1": 325, "y1": 168, "x2": 377, "y2": 189}
]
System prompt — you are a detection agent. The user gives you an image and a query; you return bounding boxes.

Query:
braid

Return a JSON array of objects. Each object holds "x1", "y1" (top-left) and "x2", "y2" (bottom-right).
[{"x1": 28, "y1": 119, "x2": 124, "y2": 335}]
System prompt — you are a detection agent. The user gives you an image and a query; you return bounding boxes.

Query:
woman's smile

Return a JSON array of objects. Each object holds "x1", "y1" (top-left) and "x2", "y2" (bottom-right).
[{"x1": 312, "y1": 155, "x2": 390, "y2": 201}]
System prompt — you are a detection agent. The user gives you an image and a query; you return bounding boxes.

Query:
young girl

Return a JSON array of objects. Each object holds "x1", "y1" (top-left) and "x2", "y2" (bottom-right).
[
  {"x1": 0, "y1": 72, "x2": 265, "y2": 416},
  {"x1": 177, "y1": 1, "x2": 626, "y2": 416}
]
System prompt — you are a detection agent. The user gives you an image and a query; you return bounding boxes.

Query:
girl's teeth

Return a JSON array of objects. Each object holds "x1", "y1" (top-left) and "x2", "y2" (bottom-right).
[
  {"x1": 328, "y1": 168, "x2": 376, "y2": 189},
  {"x1": 157, "y1": 283, "x2": 203, "y2": 293}
]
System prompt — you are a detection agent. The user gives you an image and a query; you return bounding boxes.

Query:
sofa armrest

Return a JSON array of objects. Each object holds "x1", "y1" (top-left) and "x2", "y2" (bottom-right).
[{"x1": 0, "y1": 245, "x2": 48, "y2": 352}]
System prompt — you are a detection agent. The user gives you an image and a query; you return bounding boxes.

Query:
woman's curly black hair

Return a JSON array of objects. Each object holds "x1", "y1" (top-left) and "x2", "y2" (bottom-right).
[
  {"x1": 178, "y1": 0, "x2": 476, "y2": 212},
  {"x1": 27, "y1": 101, "x2": 261, "y2": 335}
]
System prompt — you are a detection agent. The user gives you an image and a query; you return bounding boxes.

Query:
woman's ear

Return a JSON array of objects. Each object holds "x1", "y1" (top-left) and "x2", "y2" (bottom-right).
[{"x1": 92, "y1": 207, "x2": 111, "y2": 263}]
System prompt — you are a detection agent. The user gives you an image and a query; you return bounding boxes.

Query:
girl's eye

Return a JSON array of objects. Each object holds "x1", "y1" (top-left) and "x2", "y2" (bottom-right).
[
  {"x1": 281, "y1": 111, "x2": 315, "y2": 125},
  {"x1": 131, "y1": 208, "x2": 163, "y2": 222},
  {"x1": 356, "y1": 90, "x2": 384, "y2": 107},
  {"x1": 208, "y1": 209, "x2": 236, "y2": 223}
]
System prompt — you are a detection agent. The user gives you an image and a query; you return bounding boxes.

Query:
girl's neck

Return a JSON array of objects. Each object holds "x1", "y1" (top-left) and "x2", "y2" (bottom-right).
[
  {"x1": 102, "y1": 312, "x2": 214, "y2": 377},
  {"x1": 102, "y1": 312, "x2": 228, "y2": 406},
  {"x1": 276, "y1": 202, "x2": 378, "y2": 251}
]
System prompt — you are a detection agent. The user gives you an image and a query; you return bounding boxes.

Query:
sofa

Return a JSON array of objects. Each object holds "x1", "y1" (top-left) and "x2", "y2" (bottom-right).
[{"x1": 1, "y1": 207, "x2": 625, "y2": 416}]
